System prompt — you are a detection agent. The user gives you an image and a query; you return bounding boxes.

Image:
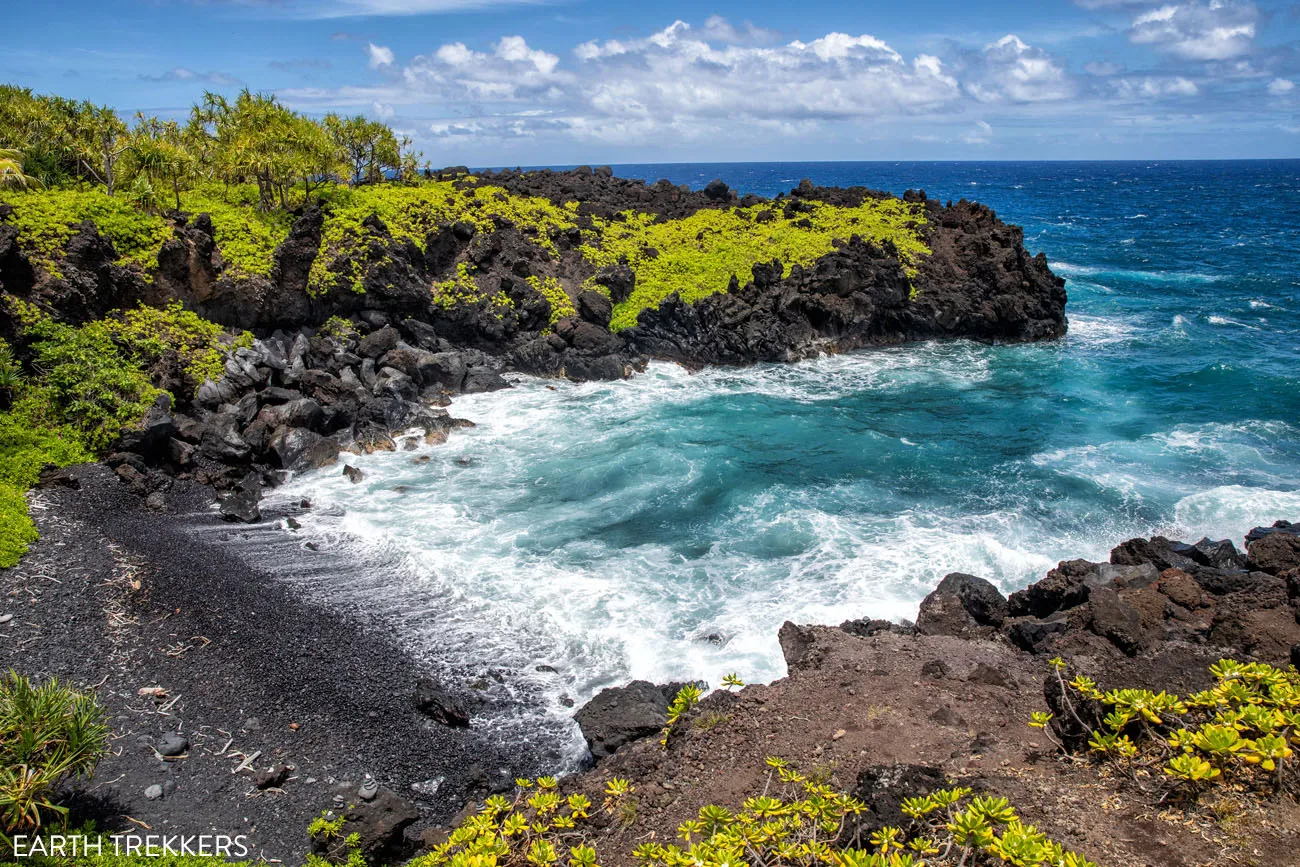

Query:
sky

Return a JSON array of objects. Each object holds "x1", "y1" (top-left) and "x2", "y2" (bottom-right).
[{"x1": 3, "y1": 0, "x2": 1299, "y2": 164}]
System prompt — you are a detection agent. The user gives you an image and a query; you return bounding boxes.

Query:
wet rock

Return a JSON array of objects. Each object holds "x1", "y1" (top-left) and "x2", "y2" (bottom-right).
[
  {"x1": 462, "y1": 366, "x2": 509, "y2": 394},
  {"x1": 219, "y1": 474, "x2": 261, "y2": 523},
  {"x1": 413, "y1": 679, "x2": 471, "y2": 728},
  {"x1": 916, "y1": 573, "x2": 1008, "y2": 636},
  {"x1": 343, "y1": 465, "x2": 364, "y2": 484},
  {"x1": 1110, "y1": 536, "x2": 1197, "y2": 572},
  {"x1": 573, "y1": 680, "x2": 690, "y2": 760}
]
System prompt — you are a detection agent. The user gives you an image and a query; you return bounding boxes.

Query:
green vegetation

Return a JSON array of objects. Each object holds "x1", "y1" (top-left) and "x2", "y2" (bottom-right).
[
  {"x1": 527, "y1": 276, "x2": 574, "y2": 324},
  {"x1": 0, "y1": 672, "x2": 108, "y2": 834},
  {"x1": 0, "y1": 300, "x2": 246, "y2": 567},
  {"x1": 410, "y1": 774, "x2": 629, "y2": 867},
  {"x1": 178, "y1": 184, "x2": 293, "y2": 277},
  {"x1": 410, "y1": 758, "x2": 1098, "y2": 867},
  {"x1": 0, "y1": 188, "x2": 169, "y2": 274},
  {"x1": 308, "y1": 181, "x2": 577, "y2": 296},
  {"x1": 1031, "y1": 657, "x2": 1298, "y2": 800},
  {"x1": 581, "y1": 200, "x2": 929, "y2": 331},
  {"x1": 659, "y1": 684, "x2": 703, "y2": 747}
]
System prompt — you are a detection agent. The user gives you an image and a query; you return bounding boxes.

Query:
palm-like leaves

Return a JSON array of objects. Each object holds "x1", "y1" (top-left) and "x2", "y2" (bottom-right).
[
  {"x1": 0, "y1": 671, "x2": 109, "y2": 833},
  {"x1": 0, "y1": 148, "x2": 43, "y2": 189}
]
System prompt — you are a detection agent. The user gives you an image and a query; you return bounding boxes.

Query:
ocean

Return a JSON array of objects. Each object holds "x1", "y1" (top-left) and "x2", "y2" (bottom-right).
[{"x1": 260, "y1": 161, "x2": 1300, "y2": 766}]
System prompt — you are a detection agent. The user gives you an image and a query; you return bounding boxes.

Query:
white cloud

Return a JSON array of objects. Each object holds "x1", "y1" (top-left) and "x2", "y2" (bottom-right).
[
  {"x1": 368, "y1": 43, "x2": 395, "y2": 68},
  {"x1": 965, "y1": 34, "x2": 1074, "y2": 103},
  {"x1": 372, "y1": 101, "x2": 395, "y2": 118},
  {"x1": 1129, "y1": 2, "x2": 1258, "y2": 61},
  {"x1": 404, "y1": 36, "x2": 568, "y2": 102},
  {"x1": 1114, "y1": 75, "x2": 1200, "y2": 97},
  {"x1": 1267, "y1": 78, "x2": 1295, "y2": 95}
]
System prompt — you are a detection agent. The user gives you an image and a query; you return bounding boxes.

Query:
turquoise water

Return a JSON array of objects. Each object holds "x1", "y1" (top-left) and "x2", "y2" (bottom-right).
[{"x1": 269, "y1": 161, "x2": 1300, "y2": 763}]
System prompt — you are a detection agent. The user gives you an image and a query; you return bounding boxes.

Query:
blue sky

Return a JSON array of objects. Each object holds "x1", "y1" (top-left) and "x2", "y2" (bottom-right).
[{"x1": 4, "y1": 0, "x2": 1299, "y2": 163}]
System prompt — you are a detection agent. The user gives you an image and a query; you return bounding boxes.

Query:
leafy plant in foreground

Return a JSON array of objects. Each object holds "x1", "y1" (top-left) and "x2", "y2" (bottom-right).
[
  {"x1": 0, "y1": 672, "x2": 108, "y2": 834},
  {"x1": 1029, "y1": 657, "x2": 1299, "y2": 801}
]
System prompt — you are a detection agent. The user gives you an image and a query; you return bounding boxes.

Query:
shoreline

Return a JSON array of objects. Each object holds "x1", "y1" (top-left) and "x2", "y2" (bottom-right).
[{"x1": 3, "y1": 464, "x2": 540, "y2": 862}]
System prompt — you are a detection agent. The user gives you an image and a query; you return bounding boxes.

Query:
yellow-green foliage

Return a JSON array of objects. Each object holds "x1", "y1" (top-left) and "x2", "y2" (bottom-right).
[
  {"x1": 309, "y1": 180, "x2": 578, "y2": 295},
  {"x1": 106, "y1": 301, "x2": 252, "y2": 392},
  {"x1": 411, "y1": 757, "x2": 1099, "y2": 867},
  {"x1": 581, "y1": 200, "x2": 929, "y2": 331},
  {"x1": 1034, "y1": 657, "x2": 1299, "y2": 799},
  {"x1": 0, "y1": 188, "x2": 170, "y2": 274},
  {"x1": 527, "y1": 275, "x2": 574, "y2": 324},
  {"x1": 306, "y1": 811, "x2": 366, "y2": 867},
  {"x1": 318, "y1": 314, "x2": 360, "y2": 342},
  {"x1": 660, "y1": 683, "x2": 702, "y2": 746},
  {"x1": 432, "y1": 261, "x2": 513, "y2": 318},
  {"x1": 179, "y1": 184, "x2": 293, "y2": 278},
  {"x1": 411, "y1": 774, "x2": 629, "y2": 867}
]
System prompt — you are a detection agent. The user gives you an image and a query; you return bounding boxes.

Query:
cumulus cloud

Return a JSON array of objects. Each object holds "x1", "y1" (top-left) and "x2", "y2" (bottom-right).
[
  {"x1": 402, "y1": 36, "x2": 567, "y2": 102},
  {"x1": 571, "y1": 19, "x2": 959, "y2": 129},
  {"x1": 1129, "y1": 1, "x2": 1258, "y2": 61},
  {"x1": 964, "y1": 35, "x2": 1074, "y2": 103},
  {"x1": 368, "y1": 42, "x2": 395, "y2": 68},
  {"x1": 1268, "y1": 77, "x2": 1295, "y2": 95}
]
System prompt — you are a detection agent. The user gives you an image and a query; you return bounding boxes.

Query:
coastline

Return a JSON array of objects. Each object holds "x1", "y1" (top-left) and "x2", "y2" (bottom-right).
[{"x1": 2, "y1": 464, "x2": 538, "y2": 862}]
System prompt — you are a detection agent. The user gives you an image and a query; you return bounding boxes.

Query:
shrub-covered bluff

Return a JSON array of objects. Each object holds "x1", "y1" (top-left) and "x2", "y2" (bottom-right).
[{"x1": 0, "y1": 166, "x2": 1065, "y2": 565}]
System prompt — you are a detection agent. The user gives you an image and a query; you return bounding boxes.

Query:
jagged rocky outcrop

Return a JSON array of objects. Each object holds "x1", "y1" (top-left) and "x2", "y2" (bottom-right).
[
  {"x1": 0, "y1": 169, "x2": 1068, "y2": 505},
  {"x1": 898, "y1": 524, "x2": 1300, "y2": 664}
]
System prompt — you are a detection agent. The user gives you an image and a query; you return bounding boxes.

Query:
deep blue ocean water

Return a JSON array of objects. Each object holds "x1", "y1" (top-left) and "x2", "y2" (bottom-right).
[{"x1": 266, "y1": 161, "x2": 1300, "y2": 763}]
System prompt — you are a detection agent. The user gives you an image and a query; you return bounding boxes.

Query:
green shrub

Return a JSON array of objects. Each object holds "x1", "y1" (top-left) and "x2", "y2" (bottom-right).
[
  {"x1": 526, "y1": 275, "x2": 574, "y2": 325},
  {"x1": 580, "y1": 200, "x2": 929, "y2": 331},
  {"x1": 179, "y1": 184, "x2": 293, "y2": 278},
  {"x1": 0, "y1": 672, "x2": 108, "y2": 834},
  {"x1": 1031, "y1": 657, "x2": 1299, "y2": 801},
  {"x1": 105, "y1": 301, "x2": 252, "y2": 394},
  {"x1": 308, "y1": 180, "x2": 577, "y2": 297},
  {"x1": 410, "y1": 775, "x2": 630, "y2": 867},
  {"x1": 0, "y1": 188, "x2": 170, "y2": 275}
]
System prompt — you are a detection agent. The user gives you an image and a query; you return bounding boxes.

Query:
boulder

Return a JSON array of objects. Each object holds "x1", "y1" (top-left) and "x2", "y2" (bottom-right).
[
  {"x1": 778, "y1": 621, "x2": 822, "y2": 671},
  {"x1": 846, "y1": 764, "x2": 947, "y2": 837},
  {"x1": 576, "y1": 290, "x2": 613, "y2": 328},
  {"x1": 462, "y1": 366, "x2": 509, "y2": 394},
  {"x1": 413, "y1": 679, "x2": 471, "y2": 728},
  {"x1": 343, "y1": 465, "x2": 364, "y2": 484},
  {"x1": 1247, "y1": 532, "x2": 1300, "y2": 576},
  {"x1": 423, "y1": 352, "x2": 468, "y2": 392},
  {"x1": 357, "y1": 326, "x2": 400, "y2": 359},
  {"x1": 1086, "y1": 587, "x2": 1144, "y2": 655},
  {"x1": 117, "y1": 394, "x2": 176, "y2": 458},
  {"x1": 1007, "y1": 559, "x2": 1099, "y2": 618},
  {"x1": 916, "y1": 573, "x2": 1008, "y2": 636},
  {"x1": 219, "y1": 474, "x2": 261, "y2": 523},
  {"x1": 1109, "y1": 536, "x2": 1197, "y2": 572},
  {"x1": 269, "y1": 428, "x2": 338, "y2": 472},
  {"x1": 325, "y1": 785, "x2": 419, "y2": 864},
  {"x1": 573, "y1": 680, "x2": 690, "y2": 760}
]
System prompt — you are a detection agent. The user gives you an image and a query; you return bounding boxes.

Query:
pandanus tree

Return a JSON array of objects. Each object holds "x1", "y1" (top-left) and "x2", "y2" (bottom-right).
[{"x1": 0, "y1": 148, "x2": 42, "y2": 190}]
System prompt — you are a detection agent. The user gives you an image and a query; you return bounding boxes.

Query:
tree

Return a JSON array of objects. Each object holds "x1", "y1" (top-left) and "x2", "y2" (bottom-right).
[
  {"x1": 71, "y1": 104, "x2": 130, "y2": 196},
  {"x1": 129, "y1": 116, "x2": 196, "y2": 210}
]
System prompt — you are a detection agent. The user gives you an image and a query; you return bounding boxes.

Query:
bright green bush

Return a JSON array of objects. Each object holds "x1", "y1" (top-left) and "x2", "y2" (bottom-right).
[
  {"x1": 581, "y1": 200, "x2": 929, "y2": 331},
  {"x1": 0, "y1": 672, "x2": 109, "y2": 834},
  {"x1": 1032, "y1": 657, "x2": 1299, "y2": 800},
  {"x1": 106, "y1": 301, "x2": 252, "y2": 393},
  {"x1": 432, "y1": 261, "x2": 513, "y2": 318},
  {"x1": 527, "y1": 275, "x2": 574, "y2": 324},
  {"x1": 309, "y1": 180, "x2": 577, "y2": 296},
  {"x1": 179, "y1": 184, "x2": 293, "y2": 278},
  {"x1": 0, "y1": 188, "x2": 170, "y2": 274}
]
